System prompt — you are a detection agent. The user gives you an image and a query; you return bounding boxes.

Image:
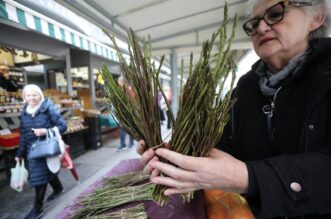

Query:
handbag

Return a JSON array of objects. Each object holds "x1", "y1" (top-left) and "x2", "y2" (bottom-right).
[{"x1": 28, "y1": 129, "x2": 61, "y2": 160}]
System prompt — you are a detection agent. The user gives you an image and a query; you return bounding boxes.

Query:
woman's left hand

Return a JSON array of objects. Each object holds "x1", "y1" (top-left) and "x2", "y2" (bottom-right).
[
  {"x1": 32, "y1": 128, "x2": 47, "y2": 136},
  {"x1": 150, "y1": 148, "x2": 249, "y2": 196}
]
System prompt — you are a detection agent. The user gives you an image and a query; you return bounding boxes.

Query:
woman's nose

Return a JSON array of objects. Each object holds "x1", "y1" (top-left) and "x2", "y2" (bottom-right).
[{"x1": 256, "y1": 19, "x2": 271, "y2": 34}]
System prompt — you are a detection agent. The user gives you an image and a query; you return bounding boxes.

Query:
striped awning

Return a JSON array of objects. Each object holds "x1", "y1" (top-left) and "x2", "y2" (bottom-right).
[{"x1": 0, "y1": 0, "x2": 124, "y2": 62}]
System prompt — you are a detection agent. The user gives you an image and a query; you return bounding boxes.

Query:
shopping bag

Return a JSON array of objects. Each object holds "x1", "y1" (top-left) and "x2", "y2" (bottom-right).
[
  {"x1": 61, "y1": 146, "x2": 73, "y2": 169},
  {"x1": 28, "y1": 129, "x2": 61, "y2": 160},
  {"x1": 10, "y1": 160, "x2": 28, "y2": 192},
  {"x1": 61, "y1": 146, "x2": 79, "y2": 182}
]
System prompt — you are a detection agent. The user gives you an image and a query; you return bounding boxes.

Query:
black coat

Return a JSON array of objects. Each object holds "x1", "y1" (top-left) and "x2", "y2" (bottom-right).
[
  {"x1": 17, "y1": 99, "x2": 67, "y2": 187},
  {"x1": 218, "y1": 38, "x2": 331, "y2": 219},
  {"x1": 0, "y1": 76, "x2": 18, "y2": 92}
]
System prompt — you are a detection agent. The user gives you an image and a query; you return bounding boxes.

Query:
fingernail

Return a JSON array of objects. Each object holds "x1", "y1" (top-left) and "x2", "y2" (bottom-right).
[{"x1": 155, "y1": 149, "x2": 163, "y2": 155}]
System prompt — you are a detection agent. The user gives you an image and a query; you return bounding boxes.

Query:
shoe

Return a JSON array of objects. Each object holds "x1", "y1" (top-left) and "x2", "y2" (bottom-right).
[
  {"x1": 117, "y1": 146, "x2": 127, "y2": 152},
  {"x1": 24, "y1": 207, "x2": 43, "y2": 219},
  {"x1": 46, "y1": 189, "x2": 63, "y2": 202}
]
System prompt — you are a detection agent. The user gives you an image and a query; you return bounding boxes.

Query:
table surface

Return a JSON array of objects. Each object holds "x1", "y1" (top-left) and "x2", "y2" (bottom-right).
[{"x1": 55, "y1": 158, "x2": 206, "y2": 219}]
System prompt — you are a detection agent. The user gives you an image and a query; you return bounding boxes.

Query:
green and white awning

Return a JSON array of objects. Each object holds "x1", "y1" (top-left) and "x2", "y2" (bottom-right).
[{"x1": 0, "y1": 0, "x2": 124, "y2": 62}]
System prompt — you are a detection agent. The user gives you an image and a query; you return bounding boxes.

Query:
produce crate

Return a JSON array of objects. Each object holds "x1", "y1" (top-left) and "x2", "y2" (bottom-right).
[
  {"x1": 88, "y1": 131, "x2": 102, "y2": 149},
  {"x1": 63, "y1": 129, "x2": 87, "y2": 159},
  {"x1": 84, "y1": 117, "x2": 102, "y2": 150}
]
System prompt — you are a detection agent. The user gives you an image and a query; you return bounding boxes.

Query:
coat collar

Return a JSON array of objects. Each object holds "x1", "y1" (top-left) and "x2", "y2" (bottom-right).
[
  {"x1": 235, "y1": 38, "x2": 331, "y2": 111},
  {"x1": 245, "y1": 38, "x2": 331, "y2": 89}
]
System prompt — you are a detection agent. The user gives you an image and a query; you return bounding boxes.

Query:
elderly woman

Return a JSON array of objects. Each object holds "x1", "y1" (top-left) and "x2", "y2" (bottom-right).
[
  {"x1": 15, "y1": 84, "x2": 67, "y2": 219},
  {"x1": 139, "y1": 0, "x2": 331, "y2": 218}
]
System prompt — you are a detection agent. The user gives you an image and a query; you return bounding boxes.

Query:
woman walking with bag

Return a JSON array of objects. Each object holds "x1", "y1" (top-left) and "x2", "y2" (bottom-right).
[{"x1": 15, "y1": 84, "x2": 67, "y2": 219}]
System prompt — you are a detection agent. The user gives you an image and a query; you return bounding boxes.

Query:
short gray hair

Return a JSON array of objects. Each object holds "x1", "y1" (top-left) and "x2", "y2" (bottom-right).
[
  {"x1": 246, "y1": 0, "x2": 331, "y2": 39},
  {"x1": 22, "y1": 84, "x2": 45, "y2": 102},
  {"x1": 305, "y1": 0, "x2": 331, "y2": 39}
]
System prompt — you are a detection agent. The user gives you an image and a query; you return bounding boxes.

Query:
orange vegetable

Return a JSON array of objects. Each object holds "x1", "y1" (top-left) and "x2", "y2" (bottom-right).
[
  {"x1": 204, "y1": 190, "x2": 254, "y2": 219},
  {"x1": 227, "y1": 206, "x2": 254, "y2": 219},
  {"x1": 204, "y1": 189, "x2": 225, "y2": 204},
  {"x1": 206, "y1": 205, "x2": 227, "y2": 219}
]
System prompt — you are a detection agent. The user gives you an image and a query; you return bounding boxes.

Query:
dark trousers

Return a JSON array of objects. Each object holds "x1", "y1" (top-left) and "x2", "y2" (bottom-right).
[
  {"x1": 49, "y1": 175, "x2": 63, "y2": 193},
  {"x1": 34, "y1": 175, "x2": 63, "y2": 211},
  {"x1": 166, "y1": 110, "x2": 172, "y2": 129},
  {"x1": 34, "y1": 184, "x2": 47, "y2": 211},
  {"x1": 119, "y1": 127, "x2": 134, "y2": 148}
]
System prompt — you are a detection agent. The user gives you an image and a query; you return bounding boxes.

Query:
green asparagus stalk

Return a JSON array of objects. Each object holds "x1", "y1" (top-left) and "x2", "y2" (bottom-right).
[
  {"x1": 70, "y1": 183, "x2": 154, "y2": 219},
  {"x1": 79, "y1": 171, "x2": 150, "y2": 202},
  {"x1": 101, "y1": 29, "x2": 173, "y2": 150},
  {"x1": 86, "y1": 204, "x2": 147, "y2": 219}
]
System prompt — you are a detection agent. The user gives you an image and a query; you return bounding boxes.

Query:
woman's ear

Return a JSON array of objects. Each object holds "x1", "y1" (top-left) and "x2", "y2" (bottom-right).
[{"x1": 309, "y1": 6, "x2": 326, "y2": 32}]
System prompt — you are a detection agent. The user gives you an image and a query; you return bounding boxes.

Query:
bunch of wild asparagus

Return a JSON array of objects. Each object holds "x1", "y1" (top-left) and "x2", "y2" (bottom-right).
[
  {"x1": 152, "y1": 3, "x2": 237, "y2": 205},
  {"x1": 70, "y1": 172, "x2": 152, "y2": 219},
  {"x1": 102, "y1": 3, "x2": 237, "y2": 206},
  {"x1": 86, "y1": 204, "x2": 147, "y2": 219},
  {"x1": 100, "y1": 171, "x2": 150, "y2": 189},
  {"x1": 101, "y1": 30, "x2": 171, "y2": 150}
]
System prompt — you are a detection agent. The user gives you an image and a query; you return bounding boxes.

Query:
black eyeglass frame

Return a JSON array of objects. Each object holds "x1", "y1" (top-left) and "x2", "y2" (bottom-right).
[{"x1": 242, "y1": 0, "x2": 312, "y2": 36}]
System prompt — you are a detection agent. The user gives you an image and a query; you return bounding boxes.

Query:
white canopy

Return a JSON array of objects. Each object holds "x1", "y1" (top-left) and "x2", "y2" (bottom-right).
[{"x1": 55, "y1": 0, "x2": 254, "y2": 73}]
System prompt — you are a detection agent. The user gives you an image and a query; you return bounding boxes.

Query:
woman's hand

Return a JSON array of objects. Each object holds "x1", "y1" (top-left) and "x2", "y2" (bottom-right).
[
  {"x1": 150, "y1": 148, "x2": 249, "y2": 196},
  {"x1": 32, "y1": 128, "x2": 47, "y2": 136},
  {"x1": 14, "y1": 157, "x2": 21, "y2": 162},
  {"x1": 136, "y1": 140, "x2": 146, "y2": 156},
  {"x1": 137, "y1": 140, "x2": 160, "y2": 177}
]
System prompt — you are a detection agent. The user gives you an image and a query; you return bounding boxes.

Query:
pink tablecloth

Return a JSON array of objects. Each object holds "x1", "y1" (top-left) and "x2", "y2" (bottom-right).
[{"x1": 55, "y1": 158, "x2": 206, "y2": 219}]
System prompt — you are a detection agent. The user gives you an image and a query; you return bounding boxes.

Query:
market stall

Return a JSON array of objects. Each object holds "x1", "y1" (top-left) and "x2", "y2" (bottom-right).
[{"x1": 0, "y1": 0, "x2": 124, "y2": 186}]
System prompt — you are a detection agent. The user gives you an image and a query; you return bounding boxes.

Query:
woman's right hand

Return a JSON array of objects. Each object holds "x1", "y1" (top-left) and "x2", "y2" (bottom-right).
[
  {"x1": 14, "y1": 157, "x2": 21, "y2": 162},
  {"x1": 32, "y1": 128, "x2": 47, "y2": 136},
  {"x1": 137, "y1": 140, "x2": 160, "y2": 177}
]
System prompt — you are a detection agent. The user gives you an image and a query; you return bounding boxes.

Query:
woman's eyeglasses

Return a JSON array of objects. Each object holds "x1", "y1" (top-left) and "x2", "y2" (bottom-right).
[{"x1": 242, "y1": 1, "x2": 312, "y2": 36}]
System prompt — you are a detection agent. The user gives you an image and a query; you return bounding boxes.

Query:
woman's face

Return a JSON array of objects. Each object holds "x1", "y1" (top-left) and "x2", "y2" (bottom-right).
[
  {"x1": 24, "y1": 90, "x2": 42, "y2": 107},
  {"x1": 251, "y1": 0, "x2": 313, "y2": 70}
]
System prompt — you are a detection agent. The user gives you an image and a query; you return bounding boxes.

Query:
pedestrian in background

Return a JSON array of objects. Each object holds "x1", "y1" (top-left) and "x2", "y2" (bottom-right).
[
  {"x1": 164, "y1": 87, "x2": 172, "y2": 129},
  {"x1": 117, "y1": 76, "x2": 134, "y2": 151},
  {"x1": 15, "y1": 84, "x2": 67, "y2": 219}
]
